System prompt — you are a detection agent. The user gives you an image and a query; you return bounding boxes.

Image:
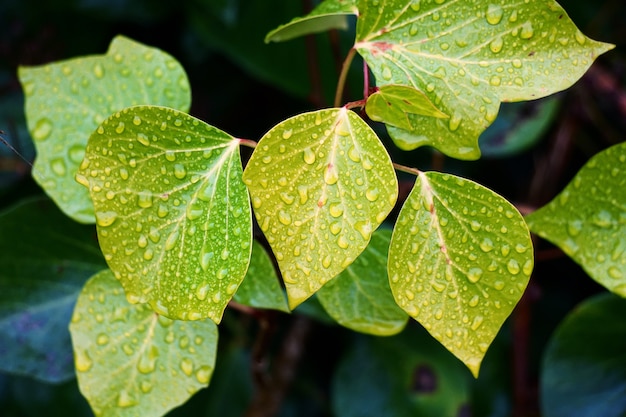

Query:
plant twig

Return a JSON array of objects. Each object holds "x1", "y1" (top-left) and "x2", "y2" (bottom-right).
[{"x1": 334, "y1": 48, "x2": 357, "y2": 108}]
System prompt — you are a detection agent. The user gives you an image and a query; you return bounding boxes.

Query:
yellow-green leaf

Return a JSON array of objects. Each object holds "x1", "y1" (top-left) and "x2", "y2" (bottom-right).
[
  {"x1": 243, "y1": 108, "x2": 398, "y2": 309},
  {"x1": 70, "y1": 269, "x2": 218, "y2": 417},
  {"x1": 355, "y1": 0, "x2": 614, "y2": 160},
  {"x1": 388, "y1": 172, "x2": 533, "y2": 377},
  {"x1": 365, "y1": 84, "x2": 449, "y2": 131},
  {"x1": 76, "y1": 106, "x2": 252, "y2": 323},
  {"x1": 526, "y1": 142, "x2": 626, "y2": 297},
  {"x1": 19, "y1": 35, "x2": 190, "y2": 223}
]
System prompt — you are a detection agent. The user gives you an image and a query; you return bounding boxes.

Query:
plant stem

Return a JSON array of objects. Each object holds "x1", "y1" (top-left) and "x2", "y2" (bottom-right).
[
  {"x1": 393, "y1": 162, "x2": 422, "y2": 176},
  {"x1": 334, "y1": 48, "x2": 357, "y2": 108},
  {"x1": 238, "y1": 138, "x2": 258, "y2": 149}
]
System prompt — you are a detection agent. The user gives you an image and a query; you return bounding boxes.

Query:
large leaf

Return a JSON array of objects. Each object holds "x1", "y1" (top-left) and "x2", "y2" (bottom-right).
[
  {"x1": 233, "y1": 241, "x2": 289, "y2": 312},
  {"x1": 333, "y1": 326, "x2": 471, "y2": 417},
  {"x1": 243, "y1": 108, "x2": 398, "y2": 309},
  {"x1": 19, "y1": 35, "x2": 190, "y2": 223},
  {"x1": 76, "y1": 106, "x2": 252, "y2": 322},
  {"x1": 526, "y1": 142, "x2": 626, "y2": 297},
  {"x1": 265, "y1": 0, "x2": 359, "y2": 43},
  {"x1": 317, "y1": 229, "x2": 409, "y2": 336},
  {"x1": 388, "y1": 172, "x2": 533, "y2": 377},
  {"x1": 541, "y1": 293, "x2": 626, "y2": 417},
  {"x1": 70, "y1": 269, "x2": 218, "y2": 417},
  {"x1": 0, "y1": 197, "x2": 105, "y2": 383},
  {"x1": 354, "y1": 0, "x2": 613, "y2": 159}
]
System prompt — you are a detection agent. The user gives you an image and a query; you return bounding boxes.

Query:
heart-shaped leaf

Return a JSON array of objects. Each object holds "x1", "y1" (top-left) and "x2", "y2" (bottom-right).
[
  {"x1": 526, "y1": 142, "x2": 626, "y2": 297},
  {"x1": 19, "y1": 35, "x2": 190, "y2": 223},
  {"x1": 388, "y1": 172, "x2": 533, "y2": 377},
  {"x1": 0, "y1": 197, "x2": 105, "y2": 383},
  {"x1": 354, "y1": 0, "x2": 613, "y2": 159},
  {"x1": 317, "y1": 229, "x2": 408, "y2": 336},
  {"x1": 365, "y1": 85, "x2": 449, "y2": 131},
  {"x1": 265, "y1": 0, "x2": 358, "y2": 43},
  {"x1": 76, "y1": 105, "x2": 252, "y2": 322},
  {"x1": 541, "y1": 293, "x2": 626, "y2": 417},
  {"x1": 233, "y1": 241, "x2": 289, "y2": 312},
  {"x1": 70, "y1": 269, "x2": 218, "y2": 417},
  {"x1": 243, "y1": 107, "x2": 398, "y2": 309}
]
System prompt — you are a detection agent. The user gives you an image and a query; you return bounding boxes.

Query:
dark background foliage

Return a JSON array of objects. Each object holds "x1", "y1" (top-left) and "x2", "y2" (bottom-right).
[{"x1": 0, "y1": 1, "x2": 625, "y2": 416}]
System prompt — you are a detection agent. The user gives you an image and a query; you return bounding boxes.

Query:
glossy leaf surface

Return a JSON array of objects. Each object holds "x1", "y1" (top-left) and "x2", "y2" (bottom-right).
[
  {"x1": 317, "y1": 229, "x2": 408, "y2": 335},
  {"x1": 355, "y1": 0, "x2": 613, "y2": 159},
  {"x1": 265, "y1": 0, "x2": 358, "y2": 43},
  {"x1": 389, "y1": 172, "x2": 533, "y2": 377},
  {"x1": 526, "y1": 142, "x2": 626, "y2": 297},
  {"x1": 541, "y1": 293, "x2": 626, "y2": 417},
  {"x1": 233, "y1": 241, "x2": 289, "y2": 312},
  {"x1": 76, "y1": 106, "x2": 252, "y2": 322},
  {"x1": 19, "y1": 36, "x2": 190, "y2": 223},
  {"x1": 243, "y1": 108, "x2": 397, "y2": 309},
  {"x1": 0, "y1": 197, "x2": 105, "y2": 383},
  {"x1": 365, "y1": 85, "x2": 449, "y2": 131},
  {"x1": 70, "y1": 270, "x2": 218, "y2": 417}
]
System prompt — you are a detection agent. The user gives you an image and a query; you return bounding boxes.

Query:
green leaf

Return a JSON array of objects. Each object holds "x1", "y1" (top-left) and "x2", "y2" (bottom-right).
[
  {"x1": 233, "y1": 241, "x2": 289, "y2": 312},
  {"x1": 0, "y1": 197, "x2": 105, "y2": 383},
  {"x1": 388, "y1": 172, "x2": 533, "y2": 377},
  {"x1": 243, "y1": 108, "x2": 398, "y2": 309},
  {"x1": 265, "y1": 0, "x2": 359, "y2": 43},
  {"x1": 19, "y1": 35, "x2": 191, "y2": 223},
  {"x1": 541, "y1": 293, "x2": 626, "y2": 417},
  {"x1": 526, "y1": 142, "x2": 626, "y2": 297},
  {"x1": 333, "y1": 326, "x2": 471, "y2": 417},
  {"x1": 70, "y1": 269, "x2": 218, "y2": 417},
  {"x1": 365, "y1": 85, "x2": 449, "y2": 131},
  {"x1": 479, "y1": 96, "x2": 560, "y2": 158},
  {"x1": 76, "y1": 105, "x2": 252, "y2": 322},
  {"x1": 354, "y1": 0, "x2": 613, "y2": 160},
  {"x1": 317, "y1": 229, "x2": 408, "y2": 336}
]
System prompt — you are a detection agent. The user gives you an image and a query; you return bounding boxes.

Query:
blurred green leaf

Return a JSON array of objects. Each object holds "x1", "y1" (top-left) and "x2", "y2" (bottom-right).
[
  {"x1": 388, "y1": 172, "x2": 533, "y2": 377},
  {"x1": 0, "y1": 197, "x2": 104, "y2": 383},
  {"x1": 479, "y1": 96, "x2": 560, "y2": 158},
  {"x1": 76, "y1": 106, "x2": 252, "y2": 322},
  {"x1": 243, "y1": 108, "x2": 397, "y2": 309},
  {"x1": 526, "y1": 142, "x2": 626, "y2": 297},
  {"x1": 70, "y1": 269, "x2": 218, "y2": 417},
  {"x1": 355, "y1": 0, "x2": 613, "y2": 159},
  {"x1": 317, "y1": 229, "x2": 408, "y2": 336},
  {"x1": 265, "y1": 0, "x2": 358, "y2": 43},
  {"x1": 541, "y1": 293, "x2": 626, "y2": 417},
  {"x1": 19, "y1": 35, "x2": 190, "y2": 223},
  {"x1": 234, "y1": 241, "x2": 289, "y2": 312},
  {"x1": 333, "y1": 325, "x2": 471, "y2": 417}
]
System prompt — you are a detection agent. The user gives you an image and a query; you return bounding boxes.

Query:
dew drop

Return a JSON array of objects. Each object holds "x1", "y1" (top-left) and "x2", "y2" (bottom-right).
[
  {"x1": 355, "y1": 221, "x2": 372, "y2": 240},
  {"x1": 115, "y1": 122, "x2": 125, "y2": 134},
  {"x1": 382, "y1": 65, "x2": 392, "y2": 80},
  {"x1": 93, "y1": 63, "x2": 105, "y2": 79},
  {"x1": 448, "y1": 114, "x2": 462, "y2": 131},
  {"x1": 520, "y1": 21, "x2": 534, "y2": 39},
  {"x1": 174, "y1": 164, "x2": 187, "y2": 179},
  {"x1": 303, "y1": 148, "x2": 316, "y2": 165},
  {"x1": 467, "y1": 268, "x2": 483, "y2": 283},
  {"x1": 485, "y1": 4, "x2": 503, "y2": 25},
  {"x1": 165, "y1": 230, "x2": 179, "y2": 251},
  {"x1": 324, "y1": 165, "x2": 339, "y2": 185},
  {"x1": 137, "y1": 345, "x2": 159, "y2": 374},
  {"x1": 96, "y1": 211, "x2": 117, "y2": 227},
  {"x1": 608, "y1": 266, "x2": 623, "y2": 279},
  {"x1": 196, "y1": 365, "x2": 212, "y2": 384},
  {"x1": 469, "y1": 295, "x2": 480, "y2": 307},
  {"x1": 138, "y1": 190, "x2": 153, "y2": 208},
  {"x1": 33, "y1": 118, "x2": 53, "y2": 141},
  {"x1": 75, "y1": 349, "x2": 93, "y2": 372},
  {"x1": 489, "y1": 76, "x2": 502, "y2": 87},
  {"x1": 507, "y1": 259, "x2": 520, "y2": 275},
  {"x1": 489, "y1": 37, "x2": 504, "y2": 53},
  {"x1": 575, "y1": 30, "x2": 586, "y2": 45},
  {"x1": 180, "y1": 358, "x2": 194, "y2": 376},
  {"x1": 337, "y1": 235, "x2": 349, "y2": 249},
  {"x1": 51, "y1": 158, "x2": 67, "y2": 176},
  {"x1": 278, "y1": 210, "x2": 292, "y2": 225},
  {"x1": 137, "y1": 133, "x2": 150, "y2": 146},
  {"x1": 471, "y1": 315, "x2": 484, "y2": 331},
  {"x1": 117, "y1": 390, "x2": 137, "y2": 408},
  {"x1": 96, "y1": 333, "x2": 109, "y2": 346},
  {"x1": 501, "y1": 244, "x2": 510, "y2": 257},
  {"x1": 329, "y1": 203, "x2": 344, "y2": 218},
  {"x1": 480, "y1": 238, "x2": 494, "y2": 252}
]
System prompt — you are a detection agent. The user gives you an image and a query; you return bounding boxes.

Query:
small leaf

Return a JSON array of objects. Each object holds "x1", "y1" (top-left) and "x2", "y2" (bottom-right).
[
  {"x1": 265, "y1": 0, "x2": 358, "y2": 43},
  {"x1": 70, "y1": 270, "x2": 218, "y2": 417},
  {"x1": 0, "y1": 197, "x2": 105, "y2": 383},
  {"x1": 355, "y1": 0, "x2": 614, "y2": 159},
  {"x1": 526, "y1": 142, "x2": 626, "y2": 297},
  {"x1": 317, "y1": 229, "x2": 408, "y2": 336},
  {"x1": 19, "y1": 35, "x2": 190, "y2": 223},
  {"x1": 243, "y1": 108, "x2": 398, "y2": 309},
  {"x1": 234, "y1": 241, "x2": 289, "y2": 312},
  {"x1": 365, "y1": 85, "x2": 449, "y2": 130},
  {"x1": 541, "y1": 293, "x2": 626, "y2": 417},
  {"x1": 388, "y1": 172, "x2": 533, "y2": 377},
  {"x1": 76, "y1": 106, "x2": 252, "y2": 322}
]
